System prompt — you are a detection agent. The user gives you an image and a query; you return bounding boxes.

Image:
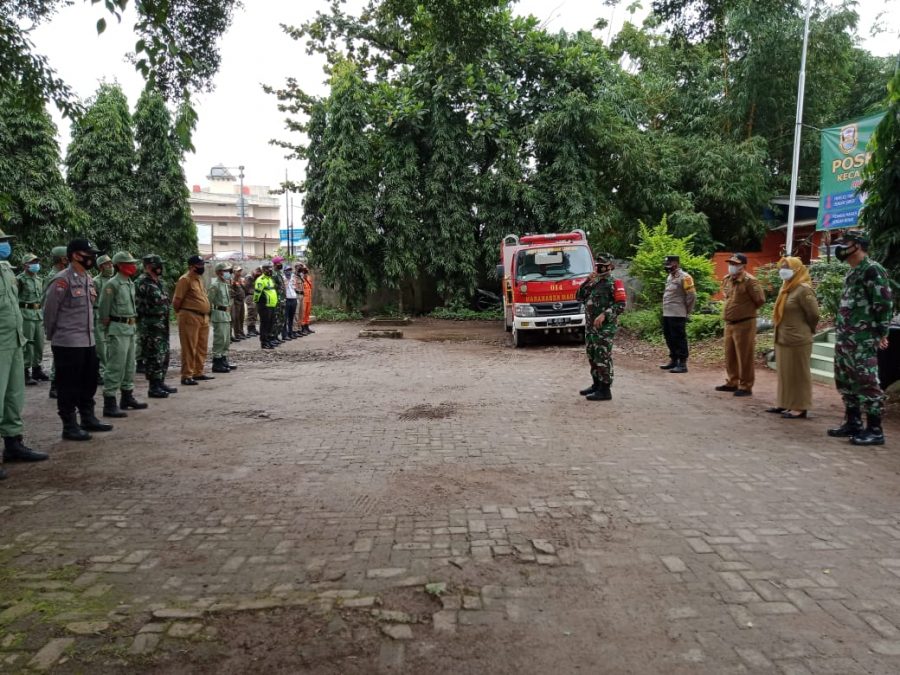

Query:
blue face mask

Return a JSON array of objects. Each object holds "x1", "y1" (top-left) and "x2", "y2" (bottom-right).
[
  {"x1": 27, "y1": 263, "x2": 41, "y2": 274},
  {"x1": 0, "y1": 242, "x2": 11, "y2": 260}
]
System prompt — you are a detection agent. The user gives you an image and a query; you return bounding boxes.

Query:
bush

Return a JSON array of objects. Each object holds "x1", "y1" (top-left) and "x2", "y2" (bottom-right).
[
  {"x1": 618, "y1": 308, "x2": 663, "y2": 342},
  {"x1": 429, "y1": 305, "x2": 503, "y2": 321},
  {"x1": 629, "y1": 215, "x2": 718, "y2": 308},
  {"x1": 686, "y1": 313, "x2": 724, "y2": 341},
  {"x1": 808, "y1": 259, "x2": 850, "y2": 320},
  {"x1": 754, "y1": 262, "x2": 783, "y2": 302},
  {"x1": 313, "y1": 306, "x2": 363, "y2": 322}
]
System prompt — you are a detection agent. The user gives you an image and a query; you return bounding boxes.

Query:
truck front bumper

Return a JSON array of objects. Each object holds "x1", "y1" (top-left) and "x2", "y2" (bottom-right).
[{"x1": 514, "y1": 314, "x2": 585, "y2": 331}]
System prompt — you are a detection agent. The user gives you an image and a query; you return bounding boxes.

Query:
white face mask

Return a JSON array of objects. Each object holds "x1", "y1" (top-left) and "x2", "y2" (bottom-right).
[
  {"x1": 778, "y1": 268, "x2": 794, "y2": 281},
  {"x1": 728, "y1": 264, "x2": 743, "y2": 276}
]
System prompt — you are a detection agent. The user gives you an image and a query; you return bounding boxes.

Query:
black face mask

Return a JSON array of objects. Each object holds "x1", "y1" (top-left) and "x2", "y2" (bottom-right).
[
  {"x1": 665, "y1": 265, "x2": 675, "y2": 272},
  {"x1": 835, "y1": 244, "x2": 856, "y2": 262},
  {"x1": 193, "y1": 265, "x2": 205, "y2": 275},
  {"x1": 76, "y1": 253, "x2": 96, "y2": 270},
  {"x1": 152, "y1": 265, "x2": 163, "y2": 275}
]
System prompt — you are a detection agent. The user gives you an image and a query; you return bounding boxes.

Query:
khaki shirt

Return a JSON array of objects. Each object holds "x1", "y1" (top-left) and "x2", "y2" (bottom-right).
[
  {"x1": 774, "y1": 285, "x2": 820, "y2": 347},
  {"x1": 0, "y1": 261, "x2": 26, "y2": 350},
  {"x1": 207, "y1": 278, "x2": 232, "y2": 323},
  {"x1": 662, "y1": 269, "x2": 696, "y2": 318},
  {"x1": 722, "y1": 273, "x2": 765, "y2": 322},
  {"x1": 16, "y1": 272, "x2": 43, "y2": 321},
  {"x1": 173, "y1": 272, "x2": 211, "y2": 315},
  {"x1": 43, "y1": 266, "x2": 96, "y2": 347},
  {"x1": 98, "y1": 274, "x2": 137, "y2": 321}
]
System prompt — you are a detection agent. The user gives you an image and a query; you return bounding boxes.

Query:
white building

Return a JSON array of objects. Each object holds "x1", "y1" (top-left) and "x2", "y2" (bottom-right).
[{"x1": 189, "y1": 165, "x2": 281, "y2": 259}]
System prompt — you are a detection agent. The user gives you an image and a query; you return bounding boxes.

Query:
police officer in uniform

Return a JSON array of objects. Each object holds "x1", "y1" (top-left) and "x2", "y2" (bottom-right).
[
  {"x1": 254, "y1": 262, "x2": 278, "y2": 350},
  {"x1": 660, "y1": 255, "x2": 696, "y2": 374},
  {"x1": 0, "y1": 229, "x2": 47, "y2": 478},
  {"x1": 827, "y1": 232, "x2": 893, "y2": 445},
  {"x1": 93, "y1": 254, "x2": 114, "y2": 381},
  {"x1": 135, "y1": 254, "x2": 178, "y2": 399},
  {"x1": 44, "y1": 245, "x2": 69, "y2": 399},
  {"x1": 98, "y1": 251, "x2": 147, "y2": 418},
  {"x1": 576, "y1": 253, "x2": 626, "y2": 401},
  {"x1": 17, "y1": 253, "x2": 49, "y2": 385},
  {"x1": 42, "y1": 239, "x2": 113, "y2": 441},
  {"x1": 208, "y1": 262, "x2": 236, "y2": 373}
]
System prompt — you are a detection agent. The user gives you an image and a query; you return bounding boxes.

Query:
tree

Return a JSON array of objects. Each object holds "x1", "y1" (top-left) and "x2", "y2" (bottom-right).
[
  {"x1": 0, "y1": 83, "x2": 82, "y2": 256},
  {"x1": 133, "y1": 87, "x2": 198, "y2": 284},
  {"x1": 65, "y1": 83, "x2": 138, "y2": 253}
]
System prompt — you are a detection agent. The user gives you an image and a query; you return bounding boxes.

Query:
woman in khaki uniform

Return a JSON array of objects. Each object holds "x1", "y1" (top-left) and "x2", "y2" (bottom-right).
[{"x1": 767, "y1": 257, "x2": 820, "y2": 419}]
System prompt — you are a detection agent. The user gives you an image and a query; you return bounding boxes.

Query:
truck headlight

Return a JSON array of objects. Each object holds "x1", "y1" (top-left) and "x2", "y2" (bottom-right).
[{"x1": 515, "y1": 305, "x2": 536, "y2": 318}]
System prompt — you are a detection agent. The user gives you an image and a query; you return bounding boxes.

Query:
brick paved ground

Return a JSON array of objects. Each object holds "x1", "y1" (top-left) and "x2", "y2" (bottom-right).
[{"x1": 2, "y1": 320, "x2": 900, "y2": 673}]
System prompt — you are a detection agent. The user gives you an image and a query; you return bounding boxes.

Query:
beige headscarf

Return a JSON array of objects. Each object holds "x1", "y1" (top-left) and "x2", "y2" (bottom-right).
[{"x1": 773, "y1": 256, "x2": 812, "y2": 326}]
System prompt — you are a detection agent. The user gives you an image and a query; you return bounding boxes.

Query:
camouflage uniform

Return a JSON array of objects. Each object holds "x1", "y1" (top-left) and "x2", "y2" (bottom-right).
[
  {"x1": 576, "y1": 271, "x2": 625, "y2": 392},
  {"x1": 834, "y1": 256, "x2": 892, "y2": 418},
  {"x1": 272, "y1": 269, "x2": 286, "y2": 341},
  {"x1": 135, "y1": 269, "x2": 173, "y2": 396},
  {"x1": 244, "y1": 274, "x2": 259, "y2": 335}
]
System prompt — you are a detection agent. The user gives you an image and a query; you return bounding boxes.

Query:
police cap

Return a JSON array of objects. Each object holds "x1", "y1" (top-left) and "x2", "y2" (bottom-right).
[
  {"x1": 67, "y1": 239, "x2": 101, "y2": 257},
  {"x1": 665, "y1": 255, "x2": 680, "y2": 263},
  {"x1": 111, "y1": 251, "x2": 138, "y2": 264},
  {"x1": 187, "y1": 255, "x2": 204, "y2": 266}
]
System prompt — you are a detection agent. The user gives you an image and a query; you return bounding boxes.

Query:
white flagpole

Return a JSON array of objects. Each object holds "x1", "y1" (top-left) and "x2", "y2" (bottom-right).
[{"x1": 785, "y1": 0, "x2": 813, "y2": 256}]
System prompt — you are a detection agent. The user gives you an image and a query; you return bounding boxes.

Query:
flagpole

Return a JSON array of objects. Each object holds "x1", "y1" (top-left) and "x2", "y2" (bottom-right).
[{"x1": 786, "y1": 0, "x2": 812, "y2": 256}]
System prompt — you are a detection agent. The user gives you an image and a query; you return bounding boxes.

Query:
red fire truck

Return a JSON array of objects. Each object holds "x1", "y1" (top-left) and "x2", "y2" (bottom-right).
[{"x1": 497, "y1": 230, "x2": 595, "y2": 348}]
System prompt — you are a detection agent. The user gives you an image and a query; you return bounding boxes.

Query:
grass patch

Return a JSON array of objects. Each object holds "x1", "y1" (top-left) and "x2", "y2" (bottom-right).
[
  {"x1": 428, "y1": 306, "x2": 503, "y2": 321},
  {"x1": 313, "y1": 306, "x2": 363, "y2": 322}
]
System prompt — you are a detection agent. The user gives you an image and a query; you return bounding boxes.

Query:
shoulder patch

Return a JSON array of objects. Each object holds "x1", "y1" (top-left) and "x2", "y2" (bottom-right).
[{"x1": 55, "y1": 279, "x2": 69, "y2": 291}]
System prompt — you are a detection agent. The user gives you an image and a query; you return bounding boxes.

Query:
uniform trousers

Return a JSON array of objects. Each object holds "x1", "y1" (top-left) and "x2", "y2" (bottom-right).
[
  {"x1": 0, "y1": 347, "x2": 25, "y2": 438},
  {"x1": 284, "y1": 298, "x2": 298, "y2": 337},
  {"x1": 178, "y1": 311, "x2": 209, "y2": 378},
  {"x1": 22, "y1": 319, "x2": 44, "y2": 368},
  {"x1": 212, "y1": 320, "x2": 231, "y2": 359},
  {"x1": 232, "y1": 300, "x2": 246, "y2": 338},
  {"x1": 662, "y1": 316, "x2": 688, "y2": 361},
  {"x1": 103, "y1": 323, "x2": 136, "y2": 396},
  {"x1": 724, "y1": 319, "x2": 757, "y2": 392},
  {"x1": 302, "y1": 293, "x2": 312, "y2": 326},
  {"x1": 94, "y1": 315, "x2": 108, "y2": 380},
  {"x1": 257, "y1": 302, "x2": 275, "y2": 346},
  {"x1": 245, "y1": 295, "x2": 258, "y2": 331},
  {"x1": 52, "y1": 345, "x2": 99, "y2": 417}
]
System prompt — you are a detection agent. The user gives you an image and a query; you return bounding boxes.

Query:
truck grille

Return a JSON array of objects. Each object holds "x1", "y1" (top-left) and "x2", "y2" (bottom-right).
[{"x1": 533, "y1": 301, "x2": 582, "y2": 316}]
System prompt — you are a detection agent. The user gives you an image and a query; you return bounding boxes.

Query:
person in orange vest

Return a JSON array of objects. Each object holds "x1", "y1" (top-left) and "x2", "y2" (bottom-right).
[{"x1": 298, "y1": 263, "x2": 314, "y2": 335}]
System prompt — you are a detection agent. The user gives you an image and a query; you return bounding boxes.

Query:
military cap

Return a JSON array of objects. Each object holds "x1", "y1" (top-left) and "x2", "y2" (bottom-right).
[
  {"x1": 261, "y1": 260, "x2": 273, "y2": 269},
  {"x1": 214, "y1": 261, "x2": 232, "y2": 272},
  {"x1": 67, "y1": 239, "x2": 101, "y2": 256},
  {"x1": 836, "y1": 231, "x2": 869, "y2": 247},
  {"x1": 111, "y1": 251, "x2": 138, "y2": 264},
  {"x1": 187, "y1": 254, "x2": 204, "y2": 266},
  {"x1": 142, "y1": 253, "x2": 163, "y2": 265},
  {"x1": 234, "y1": 266, "x2": 243, "y2": 272},
  {"x1": 21, "y1": 252, "x2": 39, "y2": 264},
  {"x1": 51, "y1": 245, "x2": 68, "y2": 257},
  {"x1": 0, "y1": 228, "x2": 15, "y2": 241},
  {"x1": 96, "y1": 254, "x2": 112, "y2": 266}
]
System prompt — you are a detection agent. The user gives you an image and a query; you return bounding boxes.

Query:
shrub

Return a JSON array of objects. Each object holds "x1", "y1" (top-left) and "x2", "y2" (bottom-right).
[
  {"x1": 754, "y1": 262, "x2": 783, "y2": 302},
  {"x1": 686, "y1": 313, "x2": 724, "y2": 341},
  {"x1": 313, "y1": 306, "x2": 363, "y2": 322},
  {"x1": 808, "y1": 259, "x2": 850, "y2": 320},
  {"x1": 629, "y1": 215, "x2": 718, "y2": 308},
  {"x1": 618, "y1": 308, "x2": 663, "y2": 342},
  {"x1": 429, "y1": 305, "x2": 503, "y2": 321}
]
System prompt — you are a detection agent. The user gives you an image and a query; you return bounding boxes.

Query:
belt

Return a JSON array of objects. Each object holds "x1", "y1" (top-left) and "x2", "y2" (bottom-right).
[
  {"x1": 215, "y1": 305, "x2": 230, "y2": 312},
  {"x1": 110, "y1": 316, "x2": 136, "y2": 325},
  {"x1": 19, "y1": 302, "x2": 41, "y2": 310},
  {"x1": 181, "y1": 308, "x2": 208, "y2": 316},
  {"x1": 726, "y1": 317, "x2": 755, "y2": 325}
]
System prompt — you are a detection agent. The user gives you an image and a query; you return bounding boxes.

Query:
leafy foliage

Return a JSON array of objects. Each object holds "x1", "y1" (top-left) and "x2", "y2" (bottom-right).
[
  {"x1": 618, "y1": 308, "x2": 664, "y2": 343},
  {"x1": 808, "y1": 259, "x2": 850, "y2": 320},
  {"x1": 686, "y1": 313, "x2": 724, "y2": 341},
  {"x1": 312, "y1": 305, "x2": 363, "y2": 322},
  {"x1": 428, "y1": 305, "x2": 503, "y2": 321}
]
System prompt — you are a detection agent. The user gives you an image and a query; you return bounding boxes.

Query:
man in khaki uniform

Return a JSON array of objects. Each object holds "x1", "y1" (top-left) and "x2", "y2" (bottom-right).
[
  {"x1": 98, "y1": 252, "x2": 147, "y2": 417},
  {"x1": 173, "y1": 255, "x2": 212, "y2": 386},
  {"x1": 93, "y1": 255, "x2": 114, "y2": 381},
  {"x1": 660, "y1": 255, "x2": 696, "y2": 374},
  {"x1": 208, "y1": 262, "x2": 236, "y2": 373},
  {"x1": 716, "y1": 253, "x2": 765, "y2": 397},
  {"x1": 17, "y1": 253, "x2": 49, "y2": 385}
]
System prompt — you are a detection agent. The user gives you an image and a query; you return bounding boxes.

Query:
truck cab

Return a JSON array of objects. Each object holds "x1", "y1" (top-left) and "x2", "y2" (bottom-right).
[{"x1": 498, "y1": 230, "x2": 594, "y2": 348}]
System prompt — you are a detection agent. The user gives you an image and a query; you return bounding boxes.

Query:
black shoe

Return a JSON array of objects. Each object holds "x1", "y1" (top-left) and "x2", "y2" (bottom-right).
[
  {"x1": 25, "y1": 368, "x2": 37, "y2": 386},
  {"x1": 160, "y1": 381, "x2": 178, "y2": 394},
  {"x1": 135, "y1": 360, "x2": 146, "y2": 374},
  {"x1": 579, "y1": 384, "x2": 597, "y2": 396},
  {"x1": 766, "y1": 407, "x2": 787, "y2": 414},
  {"x1": 31, "y1": 365, "x2": 50, "y2": 382},
  {"x1": 669, "y1": 360, "x2": 688, "y2": 374},
  {"x1": 148, "y1": 380, "x2": 170, "y2": 398},
  {"x1": 715, "y1": 385, "x2": 738, "y2": 392},
  {"x1": 248, "y1": 329, "x2": 258, "y2": 336},
  {"x1": 120, "y1": 390, "x2": 148, "y2": 410},
  {"x1": 60, "y1": 413, "x2": 92, "y2": 441},
  {"x1": 212, "y1": 358, "x2": 230, "y2": 374},
  {"x1": 181, "y1": 377, "x2": 198, "y2": 386},
  {"x1": 224, "y1": 360, "x2": 237, "y2": 370},
  {"x1": 827, "y1": 408, "x2": 862, "y2": 438},
  {"x1": 194, "y1": 374, "x2": 215, "y2": 381},
  {"x1": 660, "y1": 360, "x2": 676, "y2": 370},
  {"x1": 781, "y1": 410, "x2": 808, "y2": 419},
  {"x1": 305, "y1": 326, "x2": 315, "y2": 334},
  {"x1": 0, "y1": 467, "x2": 7, "y2": 480},
  {"x1": 733, "y1": 389, "x2": 752, "y2": 397},
  {"x1": 262, "y1": 343, "x2": 274, "y2": 350},
  {"x1": 3, "y1": 436, "x2": 49, "y2": 461},
  {"x1": 851, "y1": 415, "x2": 885, "y2": 446},
  {"x1": 103, "y1": 395, "x2": 128, "y2": 418},
  {"x1": 79, "y1": 407, "x2": 113, "y2": 432},
  {"x1": 586, "y1": 384, "x2": 612, "y2": 401},
  {"x1": 48, "y1": 382, "x2": 57, "y2": 399}
]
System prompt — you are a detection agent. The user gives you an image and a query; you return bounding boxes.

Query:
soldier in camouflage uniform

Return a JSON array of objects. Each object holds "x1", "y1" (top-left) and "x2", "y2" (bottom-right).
[
  {"x1": 244, "y1": 268, "x2": 260, "y2": 336},
  {"x1": 271, "y1": 256, "x2": 286, "y2": 344},
  {"x1": 135, "y1": 254, "x2": 178, "y2": 399},
  {"x1": 17, "y1": 253, "x2": 49, "y2": 385},
  {"x1": 231, "y1": 267, "x2": 247, "y2": 341},
  {"x1": 576, "y1": 253, "x2": 626, "y2": 401},
  {"x1": 827, "y1": 232, "x2": 893, "y2": 446}
]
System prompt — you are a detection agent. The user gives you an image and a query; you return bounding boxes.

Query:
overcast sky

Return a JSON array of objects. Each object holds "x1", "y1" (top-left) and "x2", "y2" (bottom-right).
[{"x1": 30, "y1": 0, "x2": 900, "y2": 227}]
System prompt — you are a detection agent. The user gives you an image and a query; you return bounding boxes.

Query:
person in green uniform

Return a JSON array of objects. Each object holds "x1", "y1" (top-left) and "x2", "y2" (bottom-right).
[
  {"x1": 208, "y1": 262, "x2": 236, "y2": 373},
  {"x1": 576, "y1": 253, "x2": 626, "y2": 401},
  {"x1": 827, "y1": 232, "x2": 893, "y2": 446},
  {"x1": 17, "y1": 253, "x2": 49, "y2": 385},
  {"x1": 0, "y1": 229, "x2": 48, "y2": 480},
  {"x1": 98, "y1": 251, "x2": 147, "y2": 418},
  {"x1": 135, "y1": 254, "x2": 178, "y2": 399},
  {"x1": 272, "y1": 256, "x2": 286, "y2": 345},
  {"x1": 44, "y1": 245, "x2": 69, "y2": 399},
  {"x1": 93, "y1": 255, "x2": 114, "y2": 381}
]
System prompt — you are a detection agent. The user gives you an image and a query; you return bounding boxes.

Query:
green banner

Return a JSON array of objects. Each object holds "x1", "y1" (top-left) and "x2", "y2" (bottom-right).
[{"x1": 817, "y1": 112, "x2": 885, "y2": 230}]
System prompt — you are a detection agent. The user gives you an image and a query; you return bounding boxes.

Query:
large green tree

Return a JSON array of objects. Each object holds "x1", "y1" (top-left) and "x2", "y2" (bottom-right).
[{"x1": 65, "y1": 83, "x2": 138, "y2": 253}]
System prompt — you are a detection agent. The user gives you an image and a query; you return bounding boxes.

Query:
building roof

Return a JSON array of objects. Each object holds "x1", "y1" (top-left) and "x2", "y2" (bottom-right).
[{"x1": 770, "y1": 195, "x2": 820, "y2": 209}]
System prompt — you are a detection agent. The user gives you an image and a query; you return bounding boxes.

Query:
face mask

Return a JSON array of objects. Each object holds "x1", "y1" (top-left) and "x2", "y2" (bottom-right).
[
  {"x1": 0, "y1": 243, "x2": 11, "y2": 260},
  {"x1": 779, "y1": 268, "x2": 794, "y2": 281},
  {"x1": 223, "y1": 272, "x2": 233, "y2": 281},
  {"x1": 835, "y1": 245, "x2": 855, "y2": 262},
  {"x1": 27, "y1": 263, "x2": 41, "y2": 274},
  {"x1": 194, "y1": 265, "x2": 205, "y2": 275},
  {"x1": 664, "y1": 265, "x2": 675, "y2": 273},
  {"x1": 118, "y1": 263, "x2": 137, "y2": 277},
  {"x1": 152, "y1": 265, "x2": 163, "y2": 276},
  {"x1": 728, "y1": 264, "x2": 742, "y2": 276},
  {"x1": 77, "y1": 253, "x2": 96, "y2": 270},
  {"x1": 101, "y1": 266, "x2": 114, "y2": 277}
]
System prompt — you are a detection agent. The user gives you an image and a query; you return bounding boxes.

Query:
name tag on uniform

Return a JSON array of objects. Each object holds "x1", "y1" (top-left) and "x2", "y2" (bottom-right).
[{"x1": 72, "y1": 286, "x2": 85, "y2": 297}]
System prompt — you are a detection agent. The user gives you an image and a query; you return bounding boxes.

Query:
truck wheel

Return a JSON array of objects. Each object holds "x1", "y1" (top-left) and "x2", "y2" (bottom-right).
[{"x1": 512, "y1": 327, "x2": 525, "y2": 348}]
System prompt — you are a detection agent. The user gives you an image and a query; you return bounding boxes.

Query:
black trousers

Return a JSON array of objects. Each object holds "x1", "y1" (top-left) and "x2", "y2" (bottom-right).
[
  {"x1": 258, "y1": 303, "x2": 275, "y2": 345},
  {"x1": 284, "y1": 298, "x2": 298, "y2": 337},
  {"x1": 662, "y1": 316, "x2": 689, "y2": 360},
  {"x1": 52, "y1": 345, "x2": 99, "y2": 416}
]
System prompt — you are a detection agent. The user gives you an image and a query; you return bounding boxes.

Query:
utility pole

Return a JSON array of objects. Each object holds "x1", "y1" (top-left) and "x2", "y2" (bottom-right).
[
  {"x1": 785, "y1": 0, "x2": 812, "y2": 257},
  {"x1": 238, "y1": 165, "x2": 246, "y2": 260}
]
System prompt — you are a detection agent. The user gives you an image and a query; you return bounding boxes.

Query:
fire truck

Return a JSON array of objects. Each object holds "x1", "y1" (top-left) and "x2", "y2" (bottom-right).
[{"x1": 497, "y1": 230, "x2": 595, "y2": 348}]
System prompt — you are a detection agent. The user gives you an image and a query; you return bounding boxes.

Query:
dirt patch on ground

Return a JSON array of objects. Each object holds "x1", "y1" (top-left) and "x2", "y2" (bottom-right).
[
  {"x1": 403, "y1": 319, "x2": 507, "y2": 345},
  {"x1": 398, "y1": 403, "x2": 457, "y2": 421}
]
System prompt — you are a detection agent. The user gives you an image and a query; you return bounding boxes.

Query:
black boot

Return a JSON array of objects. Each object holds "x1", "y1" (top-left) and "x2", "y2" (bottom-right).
[
  {"x1": 120, "y1": 390, "x2": 148, "y2": 410},
  {"x1": 31, "y1": 365, "x2": 50, "y2": 381},
  {"x1": 579, "y1": 382, "x2": 598, "y2": 396},
  {"x1": 160, "y1": 381, "x2": 179, "y2": 394},
  {"x1": 103, "y1": 395, "x2": 128, "y2": 418},
  {"x1": 669, "y1": 359, "x2": 688, "y2": 374},
  {"x1": 3, "y1": 435, "x2": 49, "y2": 461},
  {"x1": 659, "y1": 359, "x2": 677, "y2": 370},
  {"x1": 851, "y1": 415, "x2": 885, "y2": 446},
  {"x1": 827, "y1": 407, "x2": 863, "y2": 437},
  {"x1": 586, "y1": 383, "x2": 612, "y2": 401},
  {"x1": 25, "y1": 368, "x2": 37, "y2": 386},
  {"x1": 135, "y1": 360, "x2": 146, "y2": 374},
  {"x1": 224, "y1": 357, "x2": 237, "y2": 370},
  {"x1": 79, "y1": 405, "x2": 113, "y2": 432},
  {"x1": 148, "y1": 379, "x2": 170, "y2": 399},
  {"x1": 212, "y1": 357, "x2": 230, "y2": 373},
  {"x1": 60, "y1": 414, "x2": 91, "y2": 441},
  {"x1": 48, "y1": 380, "x2": 57, "y2": 399}
]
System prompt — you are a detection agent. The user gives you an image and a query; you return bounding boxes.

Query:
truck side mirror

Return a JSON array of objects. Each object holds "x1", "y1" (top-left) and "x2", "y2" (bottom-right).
[{"x1": 495, "y1": 265, "x2": 504, "y2": 279}]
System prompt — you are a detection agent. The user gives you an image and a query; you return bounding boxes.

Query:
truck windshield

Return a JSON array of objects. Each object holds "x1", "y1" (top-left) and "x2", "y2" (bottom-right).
[{"x1": 515, "y1": 246, "x2": 593, "y2": 281}]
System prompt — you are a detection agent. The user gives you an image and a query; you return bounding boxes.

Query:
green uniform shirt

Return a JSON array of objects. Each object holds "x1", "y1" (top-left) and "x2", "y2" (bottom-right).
[
  {"x1": 93, "y1": 271, "x2": 114, "y2": 307},
  {"x1": 835, "y1": 256, "x2": 892, "y2": 342},
  {"x1": 0, "y1": 261, "x2": 26, "y2": 350},
  {"x1": 207, "y1": 278, "x2": 232, "y2": 323},
  {"x1": 16, "y1": 272, "x2": 43, "y2": 321},
  {"x1": 577, "y1": 273, "x2": 625, "y2": 333},
  {"x1": 98, "y1": 274, "x2": 137, "y2": 324}
]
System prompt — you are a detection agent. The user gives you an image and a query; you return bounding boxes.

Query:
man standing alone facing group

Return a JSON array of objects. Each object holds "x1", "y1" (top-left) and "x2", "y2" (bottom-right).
[{"x1": 660, "y1": 255, "x2": 695, "y2": 374}]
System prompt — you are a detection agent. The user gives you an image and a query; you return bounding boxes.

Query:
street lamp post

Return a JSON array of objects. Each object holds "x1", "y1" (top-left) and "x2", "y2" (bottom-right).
[
  {"x1": 785, "y1": 0, "x2": 813, "y2": 257},
  {"x1": 212, "y1": 164, "x2": 247, "y2": 259}
]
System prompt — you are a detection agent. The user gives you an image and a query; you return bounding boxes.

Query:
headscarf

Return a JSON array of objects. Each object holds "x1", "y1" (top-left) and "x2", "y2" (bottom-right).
[{"x1": 773, "y1": 256, "x2": 812, "y2": 326}]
